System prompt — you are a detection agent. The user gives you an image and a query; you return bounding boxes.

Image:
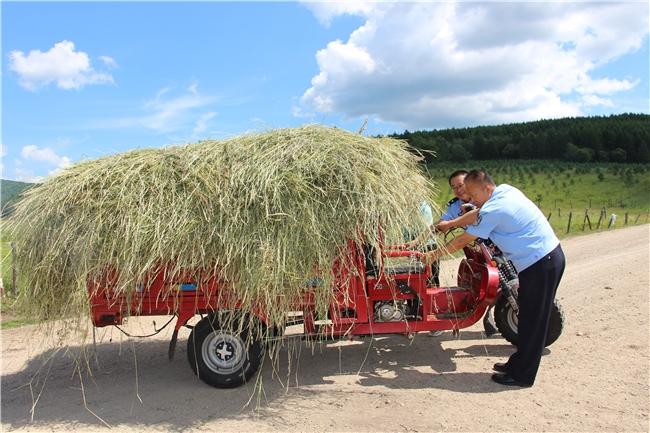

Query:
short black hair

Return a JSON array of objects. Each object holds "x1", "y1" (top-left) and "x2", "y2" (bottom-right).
[
  {"x1": 448, "y1": 169, "x2": 469, "y2": 185},
  {"x1": 465, "y1": 169, "x2": 495, "y2": 186}
]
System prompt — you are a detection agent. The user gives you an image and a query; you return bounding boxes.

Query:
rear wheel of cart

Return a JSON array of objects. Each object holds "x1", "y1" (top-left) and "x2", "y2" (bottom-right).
[{"x1": 187, "y1": 313, "x2": 264, "y2": 388}]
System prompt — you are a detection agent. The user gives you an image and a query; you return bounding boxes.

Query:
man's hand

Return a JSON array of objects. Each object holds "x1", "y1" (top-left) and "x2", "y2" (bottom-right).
[
  {"x1": 392, "y1": 241, "x2": 415, "y2": 250},
  {"x1": 460, "y1": 203, "x2": 477, "y2": 214},
  {"x1": 444, "y1": 208, "x2": 479, "y2": 230},
  {"x1": 423, "y1": 232, "x2": 479, "y2": 264},
  {"x1": 403, "y1": 240, "x2": 417, "y2": 249},
  {"x1": 435, "y1": 220, "x2": 454, "y2": 233},
  {"x1": 423, "y1": 249, "x2": 442, "y2": 265}
]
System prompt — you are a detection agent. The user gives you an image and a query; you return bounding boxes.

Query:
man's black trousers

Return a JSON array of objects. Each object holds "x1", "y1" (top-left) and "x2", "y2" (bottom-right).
[{"x1": 507, "y1": 244, "x2": 566, "y2": 385}]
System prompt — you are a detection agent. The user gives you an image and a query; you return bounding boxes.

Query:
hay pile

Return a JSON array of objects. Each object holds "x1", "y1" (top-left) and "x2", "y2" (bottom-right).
[{"x1": 9, "y1": 125, "x2": 437, "y2": 335}]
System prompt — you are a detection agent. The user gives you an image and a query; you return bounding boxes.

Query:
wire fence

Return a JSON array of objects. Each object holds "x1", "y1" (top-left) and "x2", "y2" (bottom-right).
[{"x1": 542, "y1": 207, "x2": 649, "y2": 235}]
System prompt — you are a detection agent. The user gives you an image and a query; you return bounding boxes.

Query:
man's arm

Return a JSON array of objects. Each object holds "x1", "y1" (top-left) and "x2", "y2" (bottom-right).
[
  {"x1": 401, "y1": 224, "x2": 437, "y2": 249},
  {"x1": 423, "y1": 231, "x2": 478, "y2": 264},
  {"x1": 403, "y1": 208, "x2": 480, "y2": 249},
  {"x1": 435, "y1": 208, "x2": 479, "y2": 233}
]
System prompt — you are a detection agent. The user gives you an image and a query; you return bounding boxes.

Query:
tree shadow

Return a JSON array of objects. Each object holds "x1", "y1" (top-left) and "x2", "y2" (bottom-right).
[{"x1": 1, "y1": 330, "x2": 549, "y2": 430}]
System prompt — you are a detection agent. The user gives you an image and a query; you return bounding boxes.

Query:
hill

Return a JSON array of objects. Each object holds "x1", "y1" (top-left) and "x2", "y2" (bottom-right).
[{"x1": 1, "y1": 179, "x2": 34, "y2": 217}]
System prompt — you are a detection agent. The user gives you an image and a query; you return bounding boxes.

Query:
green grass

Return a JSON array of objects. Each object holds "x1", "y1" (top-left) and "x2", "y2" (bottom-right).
[
  {"x1": 0, "y1": 293, "x2": 36, "y2": 328},
  {"x1": 0, "y1": 240, "x2": 13, "y2": 292},
  {"x1": 0, "y1": 317, "x2": 37, "y2": 329},
  {"x1": 425, "y1": 160, "x2": 650, "y2": 237}
]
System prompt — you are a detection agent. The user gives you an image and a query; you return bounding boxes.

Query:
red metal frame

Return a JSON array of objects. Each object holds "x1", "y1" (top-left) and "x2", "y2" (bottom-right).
[{"x1": 88, "y1": 241, "x2": 500, "y2": 338}]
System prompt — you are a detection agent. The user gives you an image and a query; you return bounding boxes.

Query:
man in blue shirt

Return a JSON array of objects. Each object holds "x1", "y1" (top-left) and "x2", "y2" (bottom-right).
[
  {"x1": 424, "y1": 169, "x2": 565, "y2": 387},
  {"x1": 402, "y1": 170, "x2": 473, "y2": 286},
  {"x1": 405, "y1": 169, "x2": 473, "y2": 247},
  {"x1": 439, "y1": 169, "x2": 474, "y2": 227}
]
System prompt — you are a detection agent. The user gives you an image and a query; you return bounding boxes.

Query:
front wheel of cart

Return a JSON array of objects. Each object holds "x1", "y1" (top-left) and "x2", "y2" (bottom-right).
[
  {"x1": 494, "y1": 296, "x2": 565, "y2": 347},
  {"x1": 187, "y1": 314, "x2": 264, "y2": 388}
]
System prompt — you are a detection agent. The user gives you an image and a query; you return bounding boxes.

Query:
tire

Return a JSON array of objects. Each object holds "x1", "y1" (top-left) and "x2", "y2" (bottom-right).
[
  {"x1": 187, "y1": 314, "x2": 264, "y2": 388},
  {"x1": 494, "y1": 296, "x2": 565, "y2": 347}
]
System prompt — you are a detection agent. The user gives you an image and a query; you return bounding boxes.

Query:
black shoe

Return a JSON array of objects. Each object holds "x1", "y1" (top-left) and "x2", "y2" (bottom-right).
[
  {"x1": 491, "y1": 373, "x2": 532, "y2": 387},
  {"x1": 493, "y1": 362, "x2": 508, "y2": 373}
]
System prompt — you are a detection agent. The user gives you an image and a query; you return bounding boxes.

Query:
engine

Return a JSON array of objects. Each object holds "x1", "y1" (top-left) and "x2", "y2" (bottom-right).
[{"x1": 374, "y1": 301, "x2": 408, "y2": 322}]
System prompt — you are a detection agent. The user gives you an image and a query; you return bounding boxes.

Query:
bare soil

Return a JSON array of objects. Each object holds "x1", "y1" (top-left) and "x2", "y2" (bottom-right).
[{"x1": 2, "y1": 225, "x2": 649, "y2": 432}]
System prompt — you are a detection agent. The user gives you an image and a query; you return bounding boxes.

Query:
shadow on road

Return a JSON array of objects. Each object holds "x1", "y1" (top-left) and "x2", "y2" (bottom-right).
[{"x1": 1, "y1": 330, "x2": 547, "y2": 430}]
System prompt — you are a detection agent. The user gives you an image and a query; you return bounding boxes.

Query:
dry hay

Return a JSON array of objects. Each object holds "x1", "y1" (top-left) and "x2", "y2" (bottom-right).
[{"x1": 8, "y1": 125, "x2": 438, "y2": 343}]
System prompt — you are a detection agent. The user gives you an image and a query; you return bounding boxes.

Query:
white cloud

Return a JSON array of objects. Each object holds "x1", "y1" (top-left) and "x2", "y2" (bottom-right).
[
  {"x1": 21, "y1": 145, "x2": 71, "y2": 170},
  {"x1": 576, "y1": 77, "x2": 639, "y2": 96},
  {"x1": 581, "y1": 94, "x2": 614, "y2": 108},
  {"x1": 300, "y1": 2, "x2": 649, "y2": 128},
  {"x1": 100, "y1": 84, "x2": 216, "y2": 134},
  {"x1": 9, "y1": 40, "x2": 114, "y2": 91},
  {"x1": 302, "y1": 1, "x2": 375, "y2": 26},
  {"x1": 141, "y1": 86, "x2": 213, "y2": 132},
  {"x1": 192, "y1": 112, "x2": 217, "y2": 135},
  {"x1": 98, "y1": 55, "x2": 118, "y2": 69},
  {"x1": 13, "y1": 167, "x2": 43, "y2": 183}
]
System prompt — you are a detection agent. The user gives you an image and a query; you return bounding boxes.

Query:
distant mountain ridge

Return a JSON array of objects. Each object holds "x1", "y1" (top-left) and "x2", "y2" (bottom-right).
[{"x1": 1, "y1": 179, "x2": 34, "y2": 216}]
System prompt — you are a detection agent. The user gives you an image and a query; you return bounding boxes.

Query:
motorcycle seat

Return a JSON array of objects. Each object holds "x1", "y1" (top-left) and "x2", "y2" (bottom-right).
[{"x1": 384, "y1": 262, "x2": 426, "y2": 275}]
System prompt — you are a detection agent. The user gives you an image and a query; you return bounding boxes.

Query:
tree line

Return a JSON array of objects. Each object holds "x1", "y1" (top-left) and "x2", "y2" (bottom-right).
[{"x1": 389, "y1": 113, "x2": 650, "y2": 163}]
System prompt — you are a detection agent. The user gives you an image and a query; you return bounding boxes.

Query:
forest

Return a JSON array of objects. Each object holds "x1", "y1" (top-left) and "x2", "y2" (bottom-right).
[{"x1": 390, "y1": 113, "x2": 650, "y2": 163}]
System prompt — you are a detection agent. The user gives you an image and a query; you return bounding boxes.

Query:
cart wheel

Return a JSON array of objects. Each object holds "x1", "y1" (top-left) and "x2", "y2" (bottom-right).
[
  {"x1": 187, "y1": 314, "x2": 264, "y2": 388},
  {"x1": 494, "y1": 296, "x2": 565, "y2": 347}
]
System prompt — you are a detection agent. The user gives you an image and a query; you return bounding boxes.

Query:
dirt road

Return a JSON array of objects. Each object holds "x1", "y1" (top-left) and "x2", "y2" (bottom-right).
[{"x1": 2, "y1": 225, "x2": 649, "y2": 432}]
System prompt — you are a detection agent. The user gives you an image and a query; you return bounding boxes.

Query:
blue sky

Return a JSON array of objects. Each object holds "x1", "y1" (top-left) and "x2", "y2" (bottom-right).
[{"x1": 2, "y1": 1, "x2": 649, "y2": 182}]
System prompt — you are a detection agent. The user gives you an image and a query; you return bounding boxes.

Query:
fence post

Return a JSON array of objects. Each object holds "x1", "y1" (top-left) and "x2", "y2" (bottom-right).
[
  {"x1": 566, "y1": 212, "x2": 573, "y2": 234},
  {"x1": 635, "y1": 213, "x2": 641, "y2": 224},
  {"x1": 558, "y1": 208, "x2": 561, "y2": 217},
  {"x1": 624, "y1": 212, "x2": 628, "y2": 225},
  {"x1": 596, "y1": 209, "x2": 604, "y2": 229},
  {"x1": 582, "y1": 209, "x2": 592, "y2": 231},
  {"x1": 11, "y1": 242, "x2": 17, "y2": 296}
]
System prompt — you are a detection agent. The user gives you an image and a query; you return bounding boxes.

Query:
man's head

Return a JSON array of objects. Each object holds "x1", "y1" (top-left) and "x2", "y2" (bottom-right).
[
  {"x1": 464, "y1": 169, "x2": 496, "y2": 207},
  {"x1": 448, "y1": 169, "x2": 470, "y2": 202}
]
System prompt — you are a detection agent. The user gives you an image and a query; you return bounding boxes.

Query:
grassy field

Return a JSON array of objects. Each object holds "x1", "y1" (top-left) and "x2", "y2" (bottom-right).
[
  {"x1": 1, "y1": 238, "x2": 13, "y2": 291},
  {"x1": 0, "y1": 237, "x2": 29, "y2": 328},
  {"x1": 425, "y1": 160, "x2": 650, "y2": 237}
]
